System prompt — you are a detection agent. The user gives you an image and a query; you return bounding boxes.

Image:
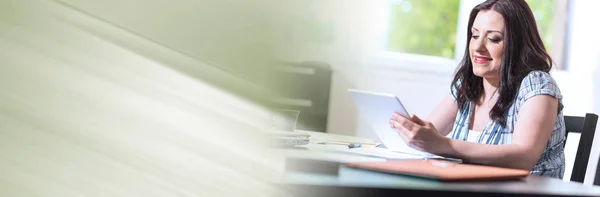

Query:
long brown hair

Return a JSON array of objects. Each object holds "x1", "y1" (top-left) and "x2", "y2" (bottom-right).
[{"x1": 451, "y1": 0, "x2": 553, "y2": 127}]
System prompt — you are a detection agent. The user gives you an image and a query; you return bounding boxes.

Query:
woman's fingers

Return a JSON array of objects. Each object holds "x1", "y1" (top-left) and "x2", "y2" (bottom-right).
[
  {"x1": 390, "y1": 119, "x2": 412, "y2": 142},
  {"x1": 391, "y1": 113, "x2": 416, "y2": 132},
  {"x1": 391, "y1": 114, "x2": 441, "y2": 153},
  {"x1": 390, "y1": 113, "x2": 424, "y2": 145},
  {"x1": 410, "y1": 114, "x2": 426, "y2": 126}
]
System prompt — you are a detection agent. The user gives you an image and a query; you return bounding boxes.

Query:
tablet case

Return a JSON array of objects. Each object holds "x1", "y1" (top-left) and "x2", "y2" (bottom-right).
[{"x1": 345, "y1": 159, "x2": 530, "y2": 182}]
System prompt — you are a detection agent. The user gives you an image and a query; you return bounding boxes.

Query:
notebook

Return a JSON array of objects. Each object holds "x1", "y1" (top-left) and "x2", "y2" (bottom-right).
[{"x1": 345, "y1": 160, "x2": 530, "y2": 182}]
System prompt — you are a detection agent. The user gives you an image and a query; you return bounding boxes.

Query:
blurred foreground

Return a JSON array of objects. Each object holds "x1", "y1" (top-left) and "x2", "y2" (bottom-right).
[{"x1": 0, "y1": 0, "x2": 311, "y2": 196}]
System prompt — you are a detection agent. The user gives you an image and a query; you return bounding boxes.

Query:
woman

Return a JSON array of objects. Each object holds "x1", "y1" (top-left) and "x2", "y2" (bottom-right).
[{"x1": 389, "y1": 0, "x2": 565, "y2": 178}]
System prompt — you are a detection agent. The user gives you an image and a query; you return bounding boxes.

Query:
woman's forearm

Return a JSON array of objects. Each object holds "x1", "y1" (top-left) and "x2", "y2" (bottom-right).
[{"x1": 435, "y1": 138, "x2": 540, "y2": 170}]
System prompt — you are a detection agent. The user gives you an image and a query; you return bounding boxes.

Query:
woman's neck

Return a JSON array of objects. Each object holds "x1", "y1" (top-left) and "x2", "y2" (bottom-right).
[{"x1": 481, "y1": 77, "x2": 500, "y2": 103}]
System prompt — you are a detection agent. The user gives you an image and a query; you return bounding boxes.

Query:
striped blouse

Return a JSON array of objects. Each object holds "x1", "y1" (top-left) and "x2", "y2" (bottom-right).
[{"x1": 448, "y1": 70, "x2": 566, "y2": 179}]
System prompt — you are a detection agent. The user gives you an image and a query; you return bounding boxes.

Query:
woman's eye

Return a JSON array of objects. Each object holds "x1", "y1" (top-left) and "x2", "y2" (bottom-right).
[
  {"x1": 488, "y1": 38, "x2": 501, "y2": 43},
  {"x1": 472, "y1": 35, "x2": 480, "y2": 39}
]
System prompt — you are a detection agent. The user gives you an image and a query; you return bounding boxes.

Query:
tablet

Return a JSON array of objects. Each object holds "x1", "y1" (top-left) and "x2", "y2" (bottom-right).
[
  {"x1": 347, "y1": 89, "x2": 410, "y2": 118},
  {"x1": 347, "y1": 89, "x2": 434, "y2": 157}
]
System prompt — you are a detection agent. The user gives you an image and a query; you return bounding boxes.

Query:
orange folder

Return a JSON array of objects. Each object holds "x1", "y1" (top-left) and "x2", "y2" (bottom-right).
[{"x1": 345, "y1": 159, "x2": 530, "y2": 182}]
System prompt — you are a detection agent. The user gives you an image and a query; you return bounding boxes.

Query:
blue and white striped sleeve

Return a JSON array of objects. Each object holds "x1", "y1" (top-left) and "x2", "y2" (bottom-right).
[
  {"x1": 518, "y1": 70, "x2": 563, "y2": 105},
  {"x1": 450, "y1": 80, "x2": 461, "y2": 102}
]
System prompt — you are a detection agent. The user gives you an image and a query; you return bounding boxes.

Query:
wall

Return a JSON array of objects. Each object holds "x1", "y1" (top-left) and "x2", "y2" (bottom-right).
[
  {"x1": 562, "y1": 0, "x2": 600, "y2": 185},
  {"x1": 326, "y1": 56, "x2": 456, "y2": 142}
]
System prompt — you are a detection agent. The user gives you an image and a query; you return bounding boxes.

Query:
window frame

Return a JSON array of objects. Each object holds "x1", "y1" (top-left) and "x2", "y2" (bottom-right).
[{"x1": 550, "y1": 0, "x2": 569, "y2": 70}]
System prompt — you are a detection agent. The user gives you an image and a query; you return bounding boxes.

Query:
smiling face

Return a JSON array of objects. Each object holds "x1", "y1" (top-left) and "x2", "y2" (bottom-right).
[{"x1": 469, "y1": 10, "x2": 505, "y2": 80}]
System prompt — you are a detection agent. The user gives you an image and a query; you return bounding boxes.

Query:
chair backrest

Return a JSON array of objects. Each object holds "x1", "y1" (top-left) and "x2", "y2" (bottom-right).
[
  {"x1": 564, "y1": 113, "x2": 598, "y2": 183},
  {"x1": 595, "y1": 153, "x2": 600, "y2": 186}
]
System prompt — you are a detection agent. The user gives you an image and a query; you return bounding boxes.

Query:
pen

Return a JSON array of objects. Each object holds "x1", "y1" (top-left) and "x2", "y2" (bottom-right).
[
  {"x1": 320, "y1": 140, "x2": 378, "y2": 146},
  {"x1": 348, "y1": 142, "x2": 362, "y2": 149}
]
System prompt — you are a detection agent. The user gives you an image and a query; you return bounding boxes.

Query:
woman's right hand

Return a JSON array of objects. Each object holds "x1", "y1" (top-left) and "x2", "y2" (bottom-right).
[{"x1": 389, "y1": 113, "x2": 450, "y2": 154}]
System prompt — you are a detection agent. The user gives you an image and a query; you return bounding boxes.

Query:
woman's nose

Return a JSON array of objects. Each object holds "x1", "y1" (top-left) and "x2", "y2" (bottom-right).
[{"x1": 473, "y1": 38, "x2": 487, "y2": 52}]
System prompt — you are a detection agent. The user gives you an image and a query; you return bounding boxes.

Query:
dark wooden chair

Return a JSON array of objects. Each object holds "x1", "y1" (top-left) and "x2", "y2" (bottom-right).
[{"x1": 564, "y1": 113, "x2": 598, "y2": 183}]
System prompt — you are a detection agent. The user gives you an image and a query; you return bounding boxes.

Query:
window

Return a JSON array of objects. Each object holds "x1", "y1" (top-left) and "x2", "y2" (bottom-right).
[
  {"x1": 383, "y1": 0, "x2": 568, "y2": 69},
  {"x1": 528, "y1": 0, "x2": 569, "y2": 69},
  {"x1": 527, "y1": 0, "x2": 556, "y2": 54},
  {"x1": 387, "y1": 0, "x2": 460, "y2": 59}
]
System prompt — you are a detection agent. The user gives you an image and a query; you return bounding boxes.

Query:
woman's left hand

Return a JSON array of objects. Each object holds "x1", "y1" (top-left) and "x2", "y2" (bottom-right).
[{"x1": 389, "y1": 113, "x2": 448, "y2": 153}]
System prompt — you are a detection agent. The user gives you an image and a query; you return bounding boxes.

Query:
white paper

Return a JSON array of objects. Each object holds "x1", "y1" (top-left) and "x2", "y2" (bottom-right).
[{"x1": 298, "y1": 143, "x2": 428, "y2": 160}]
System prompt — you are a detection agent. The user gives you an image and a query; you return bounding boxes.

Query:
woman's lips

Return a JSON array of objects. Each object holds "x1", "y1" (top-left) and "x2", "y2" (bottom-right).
[{"x1": 473, "y1": 56, "x2": 493, "y2": 64}]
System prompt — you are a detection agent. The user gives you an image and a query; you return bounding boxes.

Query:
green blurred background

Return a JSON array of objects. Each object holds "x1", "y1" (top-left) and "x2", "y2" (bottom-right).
[{"x1": 387, "y1": 0, "x2": 555, "y2": 59}]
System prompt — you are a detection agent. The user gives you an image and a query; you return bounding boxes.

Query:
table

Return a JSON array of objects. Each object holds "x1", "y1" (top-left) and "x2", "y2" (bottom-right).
[{"x1": 277, "y1": 131, "x2": 600, "y2": 197}]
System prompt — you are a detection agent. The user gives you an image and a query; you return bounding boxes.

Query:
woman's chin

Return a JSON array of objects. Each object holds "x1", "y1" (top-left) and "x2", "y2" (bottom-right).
[
  {"x1": 472, "y1": 70, "x2": 500, "y2": 80},
  {"x1": 472, "y1": 63, "x2": 499, "y2": 78},
  {"x1": 472, "y1": 69, "x2": 486, "y2": 78}
]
